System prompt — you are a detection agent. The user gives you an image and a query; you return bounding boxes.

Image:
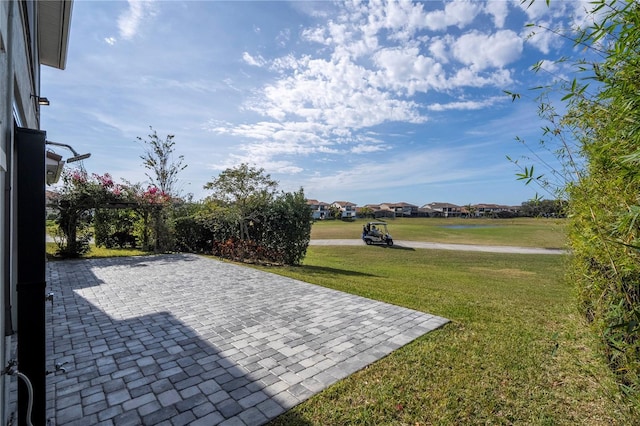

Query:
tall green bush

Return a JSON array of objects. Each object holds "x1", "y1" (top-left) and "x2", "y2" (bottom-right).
[
  {"x1": 201, "y1": 164, "x2": 312, "y2": 265},
  {"x1": 514, "y1": 0, "x2": 640, "y2": 398},
  {"x1": 261, "y1": 189, "x2": 312, "y2": 266}
]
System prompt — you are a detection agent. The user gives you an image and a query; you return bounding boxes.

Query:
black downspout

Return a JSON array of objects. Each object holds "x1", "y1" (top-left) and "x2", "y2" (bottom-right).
[{"x1": 16, "y1": 127, "x2": 46, "y2": 426}]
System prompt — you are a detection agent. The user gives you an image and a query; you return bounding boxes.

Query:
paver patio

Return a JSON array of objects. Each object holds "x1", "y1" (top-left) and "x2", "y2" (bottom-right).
[{"x1": 45, "y1": 254, "x2": 448, "y2": 425}]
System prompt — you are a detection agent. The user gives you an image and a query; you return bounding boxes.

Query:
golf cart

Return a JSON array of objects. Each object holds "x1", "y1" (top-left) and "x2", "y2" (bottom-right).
[{"x1": 362, "y1": 221, "x2": 393, "y2": 246}]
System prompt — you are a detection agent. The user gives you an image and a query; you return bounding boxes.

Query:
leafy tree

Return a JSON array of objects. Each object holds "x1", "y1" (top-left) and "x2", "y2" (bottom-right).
[
  {"x1": 138, "y1": 126, "x2": 187, "y2": 196},
  {"x1": 328, "y1": 205, "x2": 342, "y2": 220},
  {"x1": 358, "y1": 206, "x2": 374, "y2": 219},
  {"x1": 464, "y1": 204, "x2": 477, "y2": 218},
  {"x1": 519, "y1": 199, "x2": 564, "y2": 217},
  {"x1": 137, "y1": 127, "x2": 186, "y2": 251},
  {"x1": 201, "y1": 164, "x2": 311, "y2": 264},
  {"x1": 204, "y1": 163, "x2": 278, "y2": 211},
  {"x1": 204, "y1": 163, "x2": 278, "y2": 240}
]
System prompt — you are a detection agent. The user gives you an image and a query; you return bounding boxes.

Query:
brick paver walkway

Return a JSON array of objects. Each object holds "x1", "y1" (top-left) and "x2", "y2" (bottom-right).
[{"x1": 45, "y1": 254, "x2": 448, "y2": 425}]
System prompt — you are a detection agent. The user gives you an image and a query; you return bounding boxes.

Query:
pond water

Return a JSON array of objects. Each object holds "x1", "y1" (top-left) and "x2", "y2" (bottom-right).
[{"x1": 440, "y1": 225, "x2": 498, "y2": 229}]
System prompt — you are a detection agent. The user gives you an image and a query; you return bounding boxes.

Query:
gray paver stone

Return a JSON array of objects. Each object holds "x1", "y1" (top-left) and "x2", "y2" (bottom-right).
[
  {"x1": 141, "y1": 405, "x2": 178, "y2": 425},
  {"x1": 113, "y1": 410, "x2": 141, "y2": 426},
  {"x1": 122, "y1": 392, "x2": 156, "y2": 411},
  {"x1": 106, "y1": 388, "x2": 131, "y2": 406},
  {"x1": 190, "y1": 411, "x2": 225, "y2": 426},
  {"x1": 170, "y1": 410, "x2": 197, "y2": 426},
  {"x1": 46, "y1": 254, "x2": 448, "y2": 426},
  {"x1": 238, "y1": 406, "x2": 268, "y2": 425},
  {"x1": 57, "y1": 403, "x2": 83, "y2": 424},
  {"x1": 217, "y1": 398, "x2": 243, "y2": 418}
]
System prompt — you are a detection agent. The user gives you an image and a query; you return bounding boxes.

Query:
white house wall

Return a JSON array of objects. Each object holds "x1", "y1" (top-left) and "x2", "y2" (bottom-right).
[{"x1": 1, "y1": 1, "x2": 43, "y2": 424}]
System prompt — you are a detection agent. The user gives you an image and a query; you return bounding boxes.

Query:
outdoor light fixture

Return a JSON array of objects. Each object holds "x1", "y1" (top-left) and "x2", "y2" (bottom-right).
[
  {"x1": 44, "y1": 141, "x2": 91, "y2": 184},
  {"x1": 45, "y1": 140, "x2": 91, "y2": 163},
  {"x1": 45, "y1": 150, "x2": 64, "y2": 185},
  {"x1": 30, "y1": 94, "x2": 50, "y2": 106}
]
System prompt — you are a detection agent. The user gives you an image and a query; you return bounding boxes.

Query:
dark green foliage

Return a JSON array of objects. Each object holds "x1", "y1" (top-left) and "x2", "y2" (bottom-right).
[
  {"x1": 201, "y1": 165, "x2": 312, "y2": 265},
  {"x1": 260, "y1": 189, "x2": 312, "y2": 265},
  {"x1": 514, "y1": 0, "x2": 640, "y2": 401},
  {"x1": 201, "y1": 189, "x2": 312, "y2": 265},
  {"x1": 95, "y1": 209, "x2": 138, "y2": 248},
  {"x1": 564, "y1": 1, "x2": 640, "y2": 395},
  {"x1": 519, "y1": 199, "x2": 565, "y2": 217},
  {"x1": 173, "y1": 215, "x2": 212, "y2": 253}
]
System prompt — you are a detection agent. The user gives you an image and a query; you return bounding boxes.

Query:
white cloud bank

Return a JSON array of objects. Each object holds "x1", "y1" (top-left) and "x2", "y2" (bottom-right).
[{"x1": 206, "y1": 0, "x2": 589, "y2": 176}]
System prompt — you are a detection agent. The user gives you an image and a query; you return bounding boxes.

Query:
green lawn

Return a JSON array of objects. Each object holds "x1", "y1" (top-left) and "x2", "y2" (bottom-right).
[
  {"x1": 46, "y1": 242, "x2": 147, "y2": 259},
  {"x1": 311, "y1": 217, "x2": 567, "y2": 249},
  {"x1": 258, "y1": 246, "x2": 632, "y2": 425}
]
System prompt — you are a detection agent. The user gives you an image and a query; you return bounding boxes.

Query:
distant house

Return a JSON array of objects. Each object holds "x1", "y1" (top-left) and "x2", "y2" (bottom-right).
[
  {"x1": 380, "y1": 202, "x2": 419, "y2": 217},
  {"x1": 306, "y1": 199, "x2": 330, "y2": 220},
  {"x1": 473, "y1": 204, "x2": 519, "y2": 217},
  {"x1": 331, "y1": 201, "x2": 357, "y2": 219},
  {"x1": 422, "y1": 202, "x2": 463, "y2": 218},
  {"x1": 46, "y1": 190, "x2": 60, "y2": 218},
  {"x1": 417, "y1": 206, "x2": 440, "y2": 217},
  {"x1": 356, "y1": 204, "x2": 376, "y2": 218}
]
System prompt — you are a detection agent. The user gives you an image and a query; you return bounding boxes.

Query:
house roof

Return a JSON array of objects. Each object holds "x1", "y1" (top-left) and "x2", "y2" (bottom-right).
[
  {"x1": 38, "y1": 0, "x2": 74, "y2": 70},
  {"x1": 423, "y1": 202, "x2": 461, "y2": 209},
  {"x1": 332, "y1": 201, "x2": 356, "y2": 206},
  {"x1": 381, "y1": 202, "x2": 418, "y2": 208}
]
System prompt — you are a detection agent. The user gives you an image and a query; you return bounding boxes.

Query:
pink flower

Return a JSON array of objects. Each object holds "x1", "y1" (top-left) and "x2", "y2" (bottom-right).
[{"x1": 71, "y1": 171, "x2": 87, "y2": 184}]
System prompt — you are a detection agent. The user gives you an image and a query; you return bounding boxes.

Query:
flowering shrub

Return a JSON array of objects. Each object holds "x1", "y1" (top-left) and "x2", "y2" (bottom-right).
[{"x1": 53, "y1": 170, "x2": 133, "y2": 257}]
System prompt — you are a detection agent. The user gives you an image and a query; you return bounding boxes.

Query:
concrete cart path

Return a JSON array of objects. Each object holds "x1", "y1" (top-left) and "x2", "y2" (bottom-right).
[
  {"x1": 309, "y1": 239, "x2": 567, "y2": 255},
  {"x1": 46, "y1": 254, "x2": 448, "y2": 426}
]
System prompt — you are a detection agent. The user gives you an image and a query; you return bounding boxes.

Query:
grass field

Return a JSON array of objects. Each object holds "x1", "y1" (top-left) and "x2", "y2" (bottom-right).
[
  {"x1": 256, "y1": 246, "x2": 632, "y2": 425},
  {"x1": 46, "y1": 242, "x2": 146, "y2": 259},
  {"x1": 311, "y1": 217, "x2": 567, "y2": 249},
  {"x1": 46, "y1": 218, "x2": 634, "y2": 422}
]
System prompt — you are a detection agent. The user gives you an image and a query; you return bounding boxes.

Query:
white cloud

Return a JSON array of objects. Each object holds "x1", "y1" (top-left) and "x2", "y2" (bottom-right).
[
  {"x1": 570, "y1": 0, "x2": 608, "y2": 30},
  {"x1": 452, "y1": 30, "x2": 523, "y2": 70},
  {"x1": 242, "y1": 52, "x2": 265, "y2": 67},
  {"x1": 351, "y1": 143, "x2": 389, "y2": 154},
  {"x1": 425, "y1": 0, "x2": 482, "y2": 31},
  {"x1": 118, "y1": 0, "x2": 155, "y2": 40},
  {"x1": 427, "y1": 96, "x2": 504, "y2": 112},
  {"x1": 428, "y1": 36, "x2": 451, "y2": 63},
  {"x1": 517, "y1": 0, "x2": 553, "y2": 20},
  {"x1": 104, "y1": 37, "x2": 117, "y2": 46},
  {"x1": 304, "y1": 146, "x2": 489, "y2": 196},
  {"x1": 372, "y1": 46, "x2": 447, "y2": 94},
  {"x1": 522, "y1": 20, "x2": 563, "y2": 54},
  {"x1": 449, "y1": 67, "x2": 513, "y2": 88},
  {"x1": 276, "y1": 28, "x2": 291, "y2": 47},
  {"x1": 204, "y1": 1, "x2": 527, "y2": 175},
  {"x1": 484, "y1": 1, "x2": 509, "y2": 28}
]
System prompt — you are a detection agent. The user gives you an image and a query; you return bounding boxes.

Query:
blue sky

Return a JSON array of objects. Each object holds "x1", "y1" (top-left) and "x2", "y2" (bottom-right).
[{"x1": 41, "y1": 0, "x2": 594, "y2": 206}]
